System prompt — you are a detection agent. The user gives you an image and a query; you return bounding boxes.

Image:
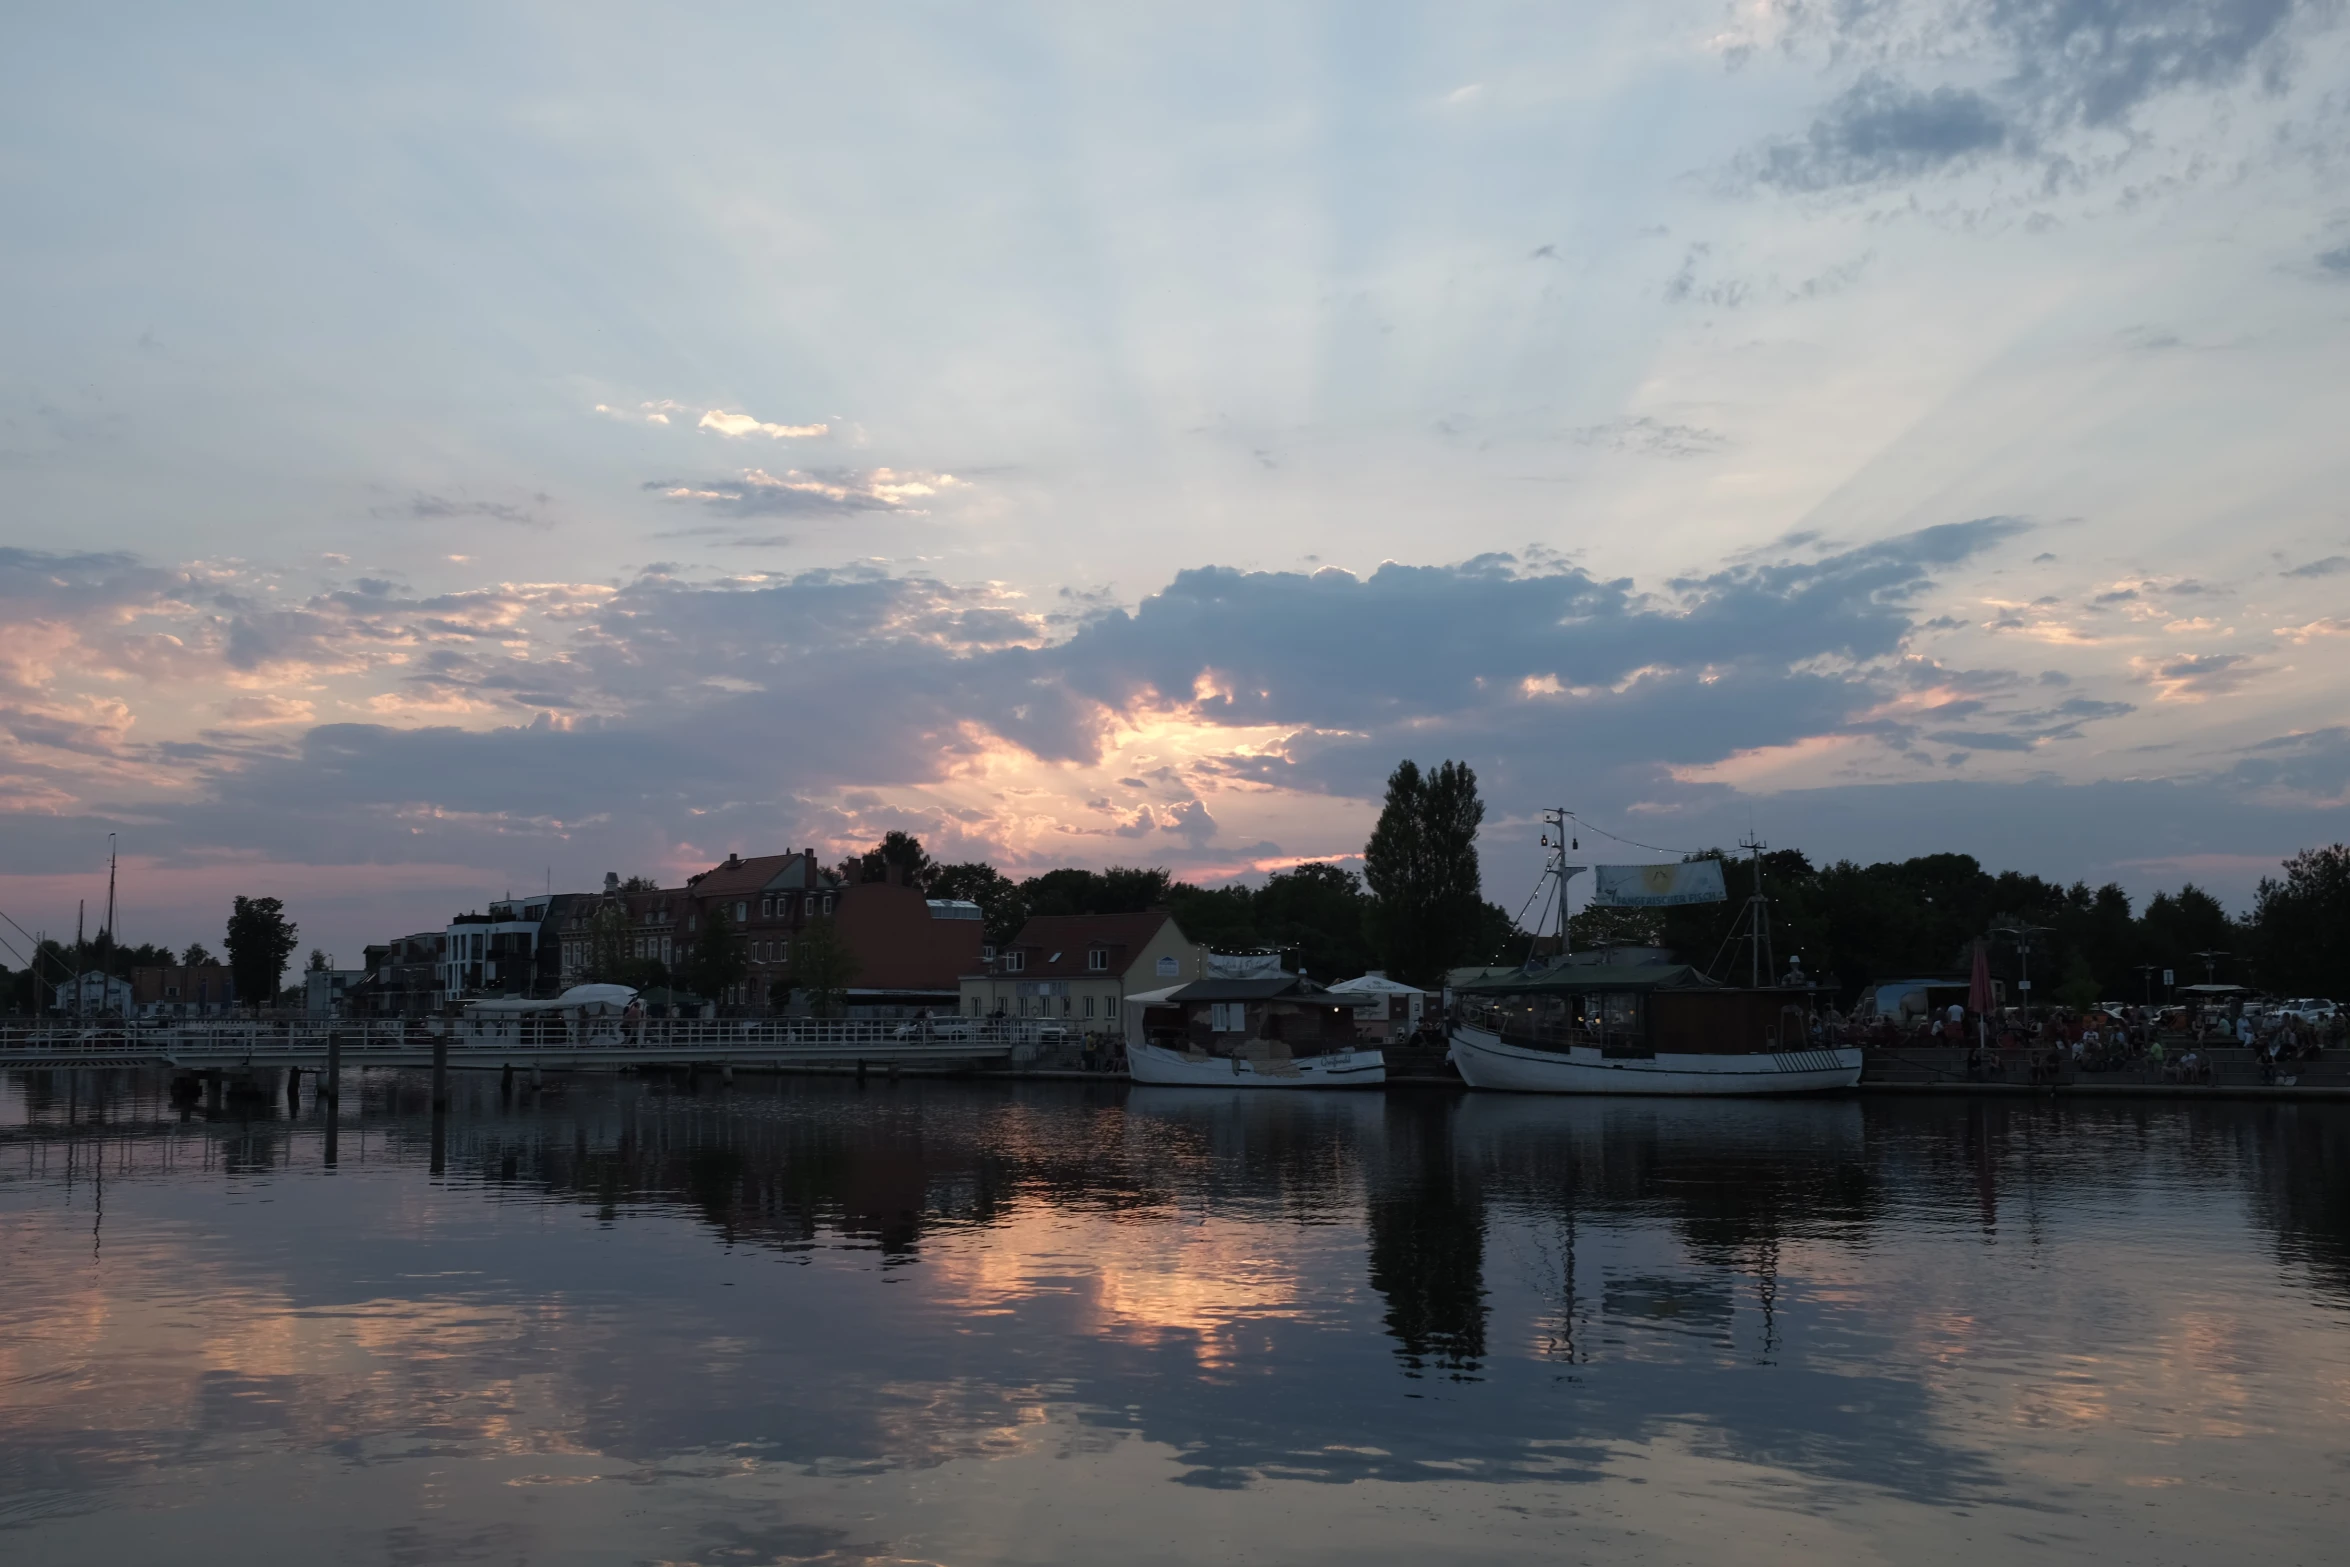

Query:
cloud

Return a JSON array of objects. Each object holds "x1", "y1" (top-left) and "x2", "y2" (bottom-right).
[
  {"x1": 1750, "y1": 0, "x2": 2312, "y2": 192},
  {"x1": 594, "y1": 400, "x2": 683, "y2": 425},
  {"x1": 1573, "y1": 417, "x2": 1729, "y2": 458},
  {"x1": 2283, "y1": 555, "x2": 2348, "y2": 577},
  {"x1": 391, "y1": 491, "x2": 556, "y2": 528},
  {"x1": 647, "y1": 468, "x2": 960, "y2": 517},
  {"x1": 2321, "y1": 246, "x2": 2350, "y2": 276},
  {"x1": 697, "y1": 409, "x2": 829, "y2": 440},
  {"x1": 2133, "y1": 649, "x2": 2269, "y2": 700},
  {"x1": 1755, "y1": 76, "x2": 2009, "y2": 191}
]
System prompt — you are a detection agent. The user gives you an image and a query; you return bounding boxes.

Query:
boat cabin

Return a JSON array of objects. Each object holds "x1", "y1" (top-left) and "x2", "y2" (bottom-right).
[
  {"x1": 1453, "y1": 963, "x2": 1820, "y2": 1058},
  {"x1": 1129, "y1": 959, "x2": 1368, "y2": 1065}
]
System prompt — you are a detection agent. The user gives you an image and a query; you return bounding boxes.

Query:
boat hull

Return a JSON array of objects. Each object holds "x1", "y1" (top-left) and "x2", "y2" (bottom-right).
[
  {"x1": 1126, "y1": 1040, "x2": 1387, "y2": 1088},
  {"x1": 1447, "y1": 1023, "x2": 1859, "y2": 1095}
]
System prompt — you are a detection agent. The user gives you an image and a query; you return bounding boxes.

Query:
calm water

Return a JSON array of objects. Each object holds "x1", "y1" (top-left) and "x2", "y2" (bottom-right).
[{"x1": 4, "y1": 1072, "x2": 2347, "y2": 1566}]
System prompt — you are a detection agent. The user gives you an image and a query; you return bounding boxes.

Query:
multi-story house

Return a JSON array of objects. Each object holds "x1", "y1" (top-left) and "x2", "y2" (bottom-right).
[
  {"x1": 440, "y1": 893, "x2": 591, "y2": 1001},
  {"x1": 555, "y1": 852, "x2": 984, "y2": 1017},
  {"x1": 131, "y1": 963, "x2": 238, "y2": 1017},
  {"x1": 355, "y1": 932, "x2": 444, "y2": 1016},
  {"x1": 958, "y1": 911, "x2": 1207, "y2": 1031}
]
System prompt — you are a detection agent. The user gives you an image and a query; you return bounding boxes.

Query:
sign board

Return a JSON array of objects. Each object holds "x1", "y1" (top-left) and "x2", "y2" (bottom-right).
[
  {"x1": 2162, "y1": 969, "x2": 2174, "y2": 986},
  {"x1": 1591, "y1": 860, "x2": 1729, "y2": 908},
  {"x1": 2017, "y1": 979, "x2": 2032, "y2": 991},
  {"x1": 1156, "y1": 955, "x2": 1179, "y2": 977}
]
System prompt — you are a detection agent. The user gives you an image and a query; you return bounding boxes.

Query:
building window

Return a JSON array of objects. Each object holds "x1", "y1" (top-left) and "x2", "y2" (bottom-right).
[
  {"x1": 1001, "y1": 951, "x2": 1024, "y2": 974},
  {"x1": 822, "y1": 894, "x2": 835, "y2": 915},
  {"x1": 1210, "y1": 1002, "x2": 1247, "y2": 1033},
  {"x1": 1087, "y1": 948, "x2": 1108, "y2": 972},
  {"x1": 1083, "y1": 995, "x2": 1095, "y2": 1018},
  {"x1": 736, "y1": 901, "x2": 748, "y2": 922}
]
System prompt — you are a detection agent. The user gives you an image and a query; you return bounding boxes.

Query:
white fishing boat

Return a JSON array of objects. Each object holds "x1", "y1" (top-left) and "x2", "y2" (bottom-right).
[
  {"x1": 1122, "y1": 956, "x2": 1386, "y2": 1088},
  {"x1": 1446, "y1": 811, "x2": 1861, "y2": 1096}
]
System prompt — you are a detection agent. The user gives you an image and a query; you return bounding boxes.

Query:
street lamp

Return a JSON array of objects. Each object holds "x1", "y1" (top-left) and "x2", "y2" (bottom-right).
[
  {"x1": 2134, "y1": 962, "x2": 2161, "y2": 1006},
  {"x1": 2192, "y1": 948, "x2": 2229, "y2": 985},
  {"x1": 1993, "y1": 924, "x2": 2054, "y2": 1007}
]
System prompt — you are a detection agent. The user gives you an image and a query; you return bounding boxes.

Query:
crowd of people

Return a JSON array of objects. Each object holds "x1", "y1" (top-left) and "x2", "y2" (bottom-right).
[{"x1": 1794, "y1": 998, "x2": 2346, "y2": 1084}]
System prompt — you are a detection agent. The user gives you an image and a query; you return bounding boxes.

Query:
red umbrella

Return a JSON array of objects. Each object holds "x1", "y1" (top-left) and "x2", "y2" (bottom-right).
[{"x1": 1968, "y1": 940, "x2": 1995, "y2": 1023}]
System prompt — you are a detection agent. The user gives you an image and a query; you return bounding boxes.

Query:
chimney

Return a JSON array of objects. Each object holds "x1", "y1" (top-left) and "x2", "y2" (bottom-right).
[
  {"x1": 604, "y1": 871, "x2": 619, "y2": 894},
  {"x1": 725, "y1": 852, "x2": 741, "y2": 869}
]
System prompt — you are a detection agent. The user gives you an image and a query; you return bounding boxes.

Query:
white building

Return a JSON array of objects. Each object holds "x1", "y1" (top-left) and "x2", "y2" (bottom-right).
[{"x1": 52, "y1": 970, "x2": 133, "y2": 1015}]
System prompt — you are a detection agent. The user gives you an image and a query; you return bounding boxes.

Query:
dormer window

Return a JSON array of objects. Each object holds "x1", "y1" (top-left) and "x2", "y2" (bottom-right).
[{"x1": 1087, "y1": 948, "x2": 1109, "y2": 972}]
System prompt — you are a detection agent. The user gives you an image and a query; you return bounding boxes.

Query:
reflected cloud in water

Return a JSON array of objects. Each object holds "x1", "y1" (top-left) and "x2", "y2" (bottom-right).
[{"x1": 5, "y1": 1071, "x2": 2349, "y2": 1562}]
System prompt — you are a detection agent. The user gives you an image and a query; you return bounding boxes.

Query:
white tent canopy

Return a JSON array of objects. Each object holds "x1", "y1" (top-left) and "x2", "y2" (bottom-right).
[{"x1": 1325, "y1": 972, "x2": 1426, "y2": 996}]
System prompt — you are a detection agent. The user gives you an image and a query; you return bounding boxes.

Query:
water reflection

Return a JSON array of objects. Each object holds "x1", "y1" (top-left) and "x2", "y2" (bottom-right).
[{"x1": 5, "y1": 1070, "x2": 2349, "y2": 1564}]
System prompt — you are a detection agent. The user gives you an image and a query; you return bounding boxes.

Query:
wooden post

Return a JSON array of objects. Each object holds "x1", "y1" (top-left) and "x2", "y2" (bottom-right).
[
  {"x1": 432, "y1": 1035, "x2": 450, "y2": 1110},
  {"x1": 324, "y1": 1031, "x2": 342, "y2": 1105},
  {"x1": 286, "y1": 1065, "x2": 301, "y2": 1106}
]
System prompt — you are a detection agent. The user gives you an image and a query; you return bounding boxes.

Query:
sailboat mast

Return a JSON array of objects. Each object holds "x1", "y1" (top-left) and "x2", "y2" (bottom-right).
[{"x1": 105, "y1": 833, "x2": 117, "y2": 950}]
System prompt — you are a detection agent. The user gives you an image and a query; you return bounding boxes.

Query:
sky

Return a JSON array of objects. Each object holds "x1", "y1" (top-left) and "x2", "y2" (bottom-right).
[{"x1": 4, "y1": 1, "x2": 2349, "y2": 966}]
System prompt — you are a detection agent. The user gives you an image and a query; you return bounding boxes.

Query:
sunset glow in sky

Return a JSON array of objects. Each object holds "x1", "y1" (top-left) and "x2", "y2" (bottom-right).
[{"x1": 6, "y1": 3, "x2": 2350, "y2": 960}]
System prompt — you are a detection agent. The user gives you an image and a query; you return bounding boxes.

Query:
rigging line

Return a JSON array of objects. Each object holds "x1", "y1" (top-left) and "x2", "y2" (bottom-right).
[{"x1": 1564, "y1": 811, "x2": 1706, "y2": 859}]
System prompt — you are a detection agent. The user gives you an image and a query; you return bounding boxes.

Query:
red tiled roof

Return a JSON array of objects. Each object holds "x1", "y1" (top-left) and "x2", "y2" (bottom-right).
[
  {"x1": 1000, "y1": 911, "x2": 1173, "y2": 978},
  {"x1": 685, "y1": 852, "x2": 821, "y2": 899}
]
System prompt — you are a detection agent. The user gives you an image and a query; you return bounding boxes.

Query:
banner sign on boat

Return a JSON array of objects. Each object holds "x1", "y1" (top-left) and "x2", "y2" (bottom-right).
[{"x1": 1591, "y1": 861, "x2": 1728, "y2": 907}]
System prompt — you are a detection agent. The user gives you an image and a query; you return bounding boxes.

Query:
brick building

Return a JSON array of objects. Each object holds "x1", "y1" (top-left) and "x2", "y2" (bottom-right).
[{"x1": 555, "y1": 851, "x2": 984, "y2": 1016}]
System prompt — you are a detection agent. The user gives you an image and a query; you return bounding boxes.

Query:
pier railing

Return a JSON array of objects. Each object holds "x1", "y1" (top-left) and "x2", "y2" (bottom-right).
[{"x1": 0, "y1": 1017, "x2": 1057, "y2": 1070}]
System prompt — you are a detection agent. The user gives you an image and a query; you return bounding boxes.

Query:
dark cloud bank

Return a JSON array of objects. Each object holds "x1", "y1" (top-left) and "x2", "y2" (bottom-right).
[
  {"x1": 12, "y1": 517, "x2": 2348, "y2": 915},
  {"x1": 1751, "y1": 0, "x2": 2317, "y2": 191}
]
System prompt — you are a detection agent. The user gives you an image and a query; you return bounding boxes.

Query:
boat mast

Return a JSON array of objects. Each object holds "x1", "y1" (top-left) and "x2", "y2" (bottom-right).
[
  {"x1": 1738, "y1": 832, "x2": 1774, "y2": 986},
  {"x1": 104, "y1": 832, "x2": 117, "y2": 954},
  {"x1": 1539, "y1": 807, "x2": 1586, "y2": 964}
]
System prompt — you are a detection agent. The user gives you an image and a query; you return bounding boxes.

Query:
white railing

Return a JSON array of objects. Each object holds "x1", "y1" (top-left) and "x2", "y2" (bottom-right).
[{"x1": 0, "y1": 1017, "x2": 1056, "y2": 1065}]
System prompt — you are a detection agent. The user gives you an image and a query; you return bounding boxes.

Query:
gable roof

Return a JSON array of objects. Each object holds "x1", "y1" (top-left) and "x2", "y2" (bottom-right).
[
  {"x1": 1000, "y1": 911, "x2": 1176, "y2": 978},
  {"x1": 686, "y1": 851, "x2": 824, "y2": 899},
  {"x1": 1168, "y1": 974, "x2": 1366, "y2": 1004}
]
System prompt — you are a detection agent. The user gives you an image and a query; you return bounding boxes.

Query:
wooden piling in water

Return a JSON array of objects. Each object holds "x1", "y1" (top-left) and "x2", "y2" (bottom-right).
[
  {"x1": 431, "y1": 1036, "x2": 450, "y2": 1109},
  {"x1": 324, "y1": 1032, "x2": 341, "y2": 1104}
]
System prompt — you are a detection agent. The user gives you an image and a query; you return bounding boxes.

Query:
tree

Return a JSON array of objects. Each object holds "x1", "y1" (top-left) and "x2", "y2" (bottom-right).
[
  {"x1": 182, "y1": 942, "x2": 214, "y2": 966},
  {"x1": 792, "y1": 916, "x2": 862, "y2": 1018},
  {"x1": 224, "y1": 895, "x2": 299, "y2": 1008},
  {"x1": 581, "y1": 900, "x2": 640, "y2": 985},
  {"x1": 931, "y1": 861, "x2": 1029, "y2": 948},
  {"x1": 1017, "y1": 865, "x2": 1173, "y2": 918},
  {"x1": 1253, "y1": 862, "x2": 1375, "y2": 979},
  {"x1": 1362, "y1": 759, "x2": 1488, "y2": 986},
  {"x1": 841, "y1": 830, "x2": 937, "y2": 889},
  {"x1": 2252, "y1": 844, "x2": 2350, "y2": 999},
  {"x1": 685, "y1": 902, "x2": 748, "y2": 1004},
  {"x1": 307, "y1": 948, "x2": 331, "y2": 972}
]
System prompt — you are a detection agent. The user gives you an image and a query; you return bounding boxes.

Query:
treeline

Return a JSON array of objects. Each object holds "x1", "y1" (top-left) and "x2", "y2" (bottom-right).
[{"x1": 1575, "y1": 843, "x2": 2350, "y2": 1007}]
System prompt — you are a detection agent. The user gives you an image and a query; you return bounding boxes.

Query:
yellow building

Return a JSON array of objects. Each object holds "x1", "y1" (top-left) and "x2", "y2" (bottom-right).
[{"x1": 959, "y1": 911, "x2": 1206, "y2": 1030}]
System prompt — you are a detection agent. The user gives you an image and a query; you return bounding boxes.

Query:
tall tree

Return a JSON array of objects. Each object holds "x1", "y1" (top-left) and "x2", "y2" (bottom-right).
[
  {"x1": 1363, "y1": 759, "x2": 1488, "y2": 985},
  {"x1": 1253, "y1": 862, "x2": 1375, "y2": 979},
  {"x1": 842, "y1": 830, "x2": 937, "y2": 889},
  {"x1": 224, "y1": 895, "x2": 299, "y2": 1008},
  {"x1": 2252, "y1": 844, "x2": 2350, "y2": 999},
  {"x1": 181, "y1": 942, "x2": 214, "y2": 967},
  {"x1": 685, "y1": 902, "x2": 748, "y2": 1003},
  {"x1": 792, "y1": 916, "x2": 862, "y2": 1018},
  {"x1": 930, "y1": 861, "x2": 1028, "y2": 947}
]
